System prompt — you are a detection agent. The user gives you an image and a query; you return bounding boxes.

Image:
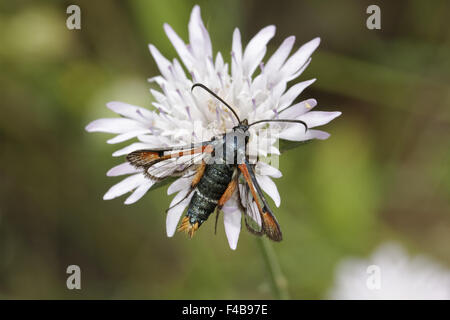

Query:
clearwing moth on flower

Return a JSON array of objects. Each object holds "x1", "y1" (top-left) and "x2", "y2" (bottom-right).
[{"x1": 85, "y1": 5, "x2": 341, "y2": 250}]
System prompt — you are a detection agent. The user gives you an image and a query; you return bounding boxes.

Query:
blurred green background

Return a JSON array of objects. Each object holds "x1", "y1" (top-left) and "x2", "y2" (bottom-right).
[{"x1": 1, "y1": 0, "x2": 449, "y2": 299}]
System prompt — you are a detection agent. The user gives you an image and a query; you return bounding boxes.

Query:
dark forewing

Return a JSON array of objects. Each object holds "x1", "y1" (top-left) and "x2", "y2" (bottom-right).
[{"x1": 238, "y1": 161, "x2": 282, "y2": 241}]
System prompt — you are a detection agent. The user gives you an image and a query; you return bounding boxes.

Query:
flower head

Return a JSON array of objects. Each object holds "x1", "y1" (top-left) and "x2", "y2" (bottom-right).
[
  {"x1": 86, "y1": 5, "x2": 341, "y2": 249},
  {"x1": 328, "y1": 243, "x2": 450, "y2": 299}
]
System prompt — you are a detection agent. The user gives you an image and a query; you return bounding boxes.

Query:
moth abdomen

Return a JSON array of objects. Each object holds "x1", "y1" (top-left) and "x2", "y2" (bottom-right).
[{"x1": 179, "y1": 164, "x2": 234, "y2": 237}]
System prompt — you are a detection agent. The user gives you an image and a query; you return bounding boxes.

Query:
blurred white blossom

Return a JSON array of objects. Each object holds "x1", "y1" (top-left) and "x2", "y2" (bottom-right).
[{"x1": 328, "y1": 243, "x2": 450, "y2": 299}]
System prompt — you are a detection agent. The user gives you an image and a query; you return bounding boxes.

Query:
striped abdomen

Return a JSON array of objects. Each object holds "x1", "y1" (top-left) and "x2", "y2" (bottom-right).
[{"x1": 186, "y1": 164, "x2": 234, "y2": 227}]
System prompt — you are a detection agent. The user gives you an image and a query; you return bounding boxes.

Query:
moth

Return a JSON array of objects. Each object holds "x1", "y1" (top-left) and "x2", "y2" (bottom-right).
[{"x1": 127, "y1": 83, "x2": 307, "y2": 241}]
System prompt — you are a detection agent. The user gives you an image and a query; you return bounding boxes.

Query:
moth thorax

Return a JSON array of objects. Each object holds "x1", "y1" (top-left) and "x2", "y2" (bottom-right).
[{"x1": 217, "y1": 131, "x2": 247, "y2": 165}]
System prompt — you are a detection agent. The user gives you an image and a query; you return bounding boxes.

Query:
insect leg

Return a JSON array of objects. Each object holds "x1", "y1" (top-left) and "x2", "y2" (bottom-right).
[
  {"x1": 217, "y1": 172, "x2": 238, "y2": 210},
  {"x1": 165, "y1": 160, "x2": 206, "y2": 212},
  {"x1": 191, "y1": 160, "x2": 206, "y2": 188}
]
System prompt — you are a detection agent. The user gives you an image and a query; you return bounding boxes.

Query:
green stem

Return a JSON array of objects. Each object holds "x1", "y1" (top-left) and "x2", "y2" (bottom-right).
[{"x1": 256, "y1": 237, "x2": 290, "y2": 300}]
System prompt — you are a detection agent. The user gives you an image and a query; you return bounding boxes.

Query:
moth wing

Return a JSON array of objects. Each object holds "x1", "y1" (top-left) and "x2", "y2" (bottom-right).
[
  {"x1": 127, "y1": 141, "x2": 214, "y2": 182},
  {"x1": 238, "y1": 161, "x2": 282, "y2": 241},
  {"x1": 238, "y1": 182, "x2": 264, "y2": 236}
]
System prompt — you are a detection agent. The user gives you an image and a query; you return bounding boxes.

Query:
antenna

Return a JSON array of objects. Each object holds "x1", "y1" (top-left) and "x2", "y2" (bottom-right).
[{"x1": 191, "y1": 83, "x2": 241, "y2": 123}]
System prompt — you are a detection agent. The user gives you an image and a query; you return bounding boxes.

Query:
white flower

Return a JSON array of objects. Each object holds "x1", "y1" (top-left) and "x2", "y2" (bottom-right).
[
  {"x1": 328, "y1": 243, "x2": 450, "y2": 299},
  {"x1": 85, "y1": 5, "x2": 341, "y2": 249}
]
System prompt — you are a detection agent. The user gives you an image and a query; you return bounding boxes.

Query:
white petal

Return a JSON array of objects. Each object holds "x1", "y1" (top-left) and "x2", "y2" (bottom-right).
[
  {"x1": 278, "y1": 79, "x2": 316, "y2": 110},
  {"x1": 150, "y1": 89, "x2": 168, "y2": 104},
  {"x1": 149, "y1": 44, "x2": 172, "y2": 80},
  {"x1": 106, "y1": 101, "x2": 154, "y2": 121},
  {"x1": 231, "y1": 28, "x2": 242, "y2": 78},
  {"x1": 286, "y1": 57, "x2": 311, "y2": 82},
  {"x1": 279, "y1": 128, "x2": 330, "y2": 141},
  {"x1": 107, "y1": 162, "x2": 138, "y2": 177},
  {"x1": 103, "y1": 173, "x2": 145, "y2": 200},
  {"x1": 243, "y1": 25, "x2": 275, "y2": 76},
  {"x1": 166, "y1": 189, "x2": 193, "y2": 237},
  {"x1": 172, "y1": 58, "x2": 189, "y2": 83},
  {"x1": 223, "y1": 205, "x2": 242, "y2": 250},
  {"x1": 256, "y1": 175, "x2": 281, "y2": 207},
  {"x1": 164, "y1": 23, "x2": 193, "y2": 70},
  {"x1": 232, "y1": 28, "x2": 242, "y2": 60},
  {"x1": 106, "y1": 129, "x2": 150, "y2": 144},
  {"x1": 138, "y1": 134, "x2": 172, "y2": 147},
  {"x1": 285, "y1": 58, "x2": 311, "y2": 82},
  {"x1": 271, "y1": 80, "x2": 287, "y2": 101},
  {"x1": 298, "y1": 111, "x2": 342, "y2": 128},
  {"x1": 270, "y1": 145, "x2": 281, "y2": 155},
  {"x1": 256, "y1": 162, "x2": 282, "y2": 178},
  {"x1": 215, "y1": 51, "x2": 224, "y2": 71},
  {"x1": 188, "y1": 5, "x2": 212, "y2": 59},
  {"x1": 308, "y1": 129, "x2": 331, "y2": 140},
  {"x1": 247, "y1": 48, "x2": 267, "y2": 79},
  {"x1": 112, "y1": 142, "x2": 152, "y2": 157},
  {"x1": 265, "y1": 36, "x2": 295, "y2": 74},
  {"x1": 167, "y1": 175, "x2": 193, "y2": 195},
  {"x1": 279, "y1": 99, "x2": 317, "y2": 118},
  {"x1": 281, "y1": 37, "x2": 320, "y2": 76},
  {"x1": 222, "y1": 201, "x2": 238, "y2": 214},
  {"x1": 244, "y1": 25, "x2": 276, "y2": 60},
  {"x1": 124, "y1": 180, "x2": 154, "y2": 205},
  {"x1": 85, "y1": 118, "x2": 143, "y2": 134}
]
